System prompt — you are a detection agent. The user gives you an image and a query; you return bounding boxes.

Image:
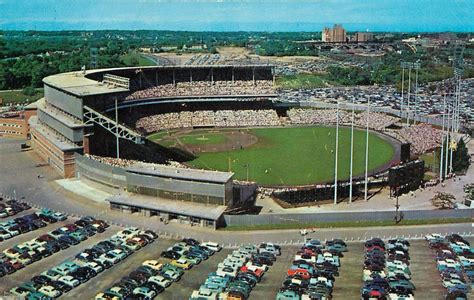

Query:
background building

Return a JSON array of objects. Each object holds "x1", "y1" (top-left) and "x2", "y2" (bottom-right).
[{"x1": 322, "y1": 24, "x2": 347, "y2": 43}]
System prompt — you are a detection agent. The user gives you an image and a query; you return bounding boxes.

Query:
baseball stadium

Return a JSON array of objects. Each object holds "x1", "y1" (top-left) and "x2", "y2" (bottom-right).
[{"x1": 28, "y1": 65, "x2": 433, "y2": 228}]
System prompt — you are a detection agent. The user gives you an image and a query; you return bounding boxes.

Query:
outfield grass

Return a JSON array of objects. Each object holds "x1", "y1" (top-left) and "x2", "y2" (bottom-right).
[
  {"x1": 221, "y1": 218, "x2": 471, "y2": 231},
  {"x1": 180, "y1": 133, "x2": 227, "y2": 145},
  {"x1": 0, "y1": 88, "x2": 44, "y2": 104},
  {"x1": 186, "y1": 126, "x2": 394, "y2": 186}
]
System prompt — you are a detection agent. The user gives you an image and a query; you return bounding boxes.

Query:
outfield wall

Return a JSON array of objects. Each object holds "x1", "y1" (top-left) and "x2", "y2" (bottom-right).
[{"x1": 223, "y1": 209, "x2": 473, "y2": 226}]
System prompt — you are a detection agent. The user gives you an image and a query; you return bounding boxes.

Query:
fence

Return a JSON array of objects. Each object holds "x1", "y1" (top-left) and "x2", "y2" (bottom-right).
[{"x1": 224, "y1": 209, "x2": 473, "y2": 226}]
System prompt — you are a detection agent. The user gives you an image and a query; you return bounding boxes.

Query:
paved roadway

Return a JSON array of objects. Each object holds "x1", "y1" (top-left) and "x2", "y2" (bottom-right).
[{"x1": 0, "y1": 139, "x2": 472, "y2": 246}]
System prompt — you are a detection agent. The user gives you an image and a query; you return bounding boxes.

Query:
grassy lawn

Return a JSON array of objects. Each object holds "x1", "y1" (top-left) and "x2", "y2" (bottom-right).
[
  {"x1": 187, "y1": 126, "x2": 394, "y2": 186},
  {"x1": 0, "y1": 88, "x2": 44, "y2": 104},
  {"x1": 276, "y1": 74, "x2": 328, "y2": 89},
  {"x1": 121, "y1": 51, "x2": 155, "y2": 67},
  {"x1": 222, "y1": 218, "x2": 471, "y2": 231},
  {"x1": 147, "y1": 131, "x2": 170, "y2": 141},
  {"x1": 179, "y1": 133, "x2": 227, "y2": 145}
]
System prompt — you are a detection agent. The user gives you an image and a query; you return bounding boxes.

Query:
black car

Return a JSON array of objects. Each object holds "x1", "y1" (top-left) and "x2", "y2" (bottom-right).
[
  {"x1": 120, "y1": 276, "x2": 140, "y2": 288},
  {"x1": 55, "y1": 239, "x2": 70, "y2": 250},
  {"x1": 70, "y1": 267, "x2": 96, "y2": 282},
  {"x1": 38, "y1": 214, "x2": 57, "y2": 224},
  {"x1": 113, "y1": 280, "x2": 135, "y2": 292},
  {"x1": 236, "y1": 273, "x2": 257, "y2": 287},
  {"x1": 182, "y1": 238, "x2": 200, "y2": 246},
  {"x1": 161, "y1": 250, "x2": 180, "y2": 259},
  {"x1": 58, "y1": 235, "x2": 78, "y2": 246},
  {"x1": 31, "y1": 275, "x2": 52, "y2": 286},
  {"x1": 0, "y1": 263, "x2": 15, "y2": 274},
  {"x1": 50, "y1": 280, "x2": 72, "y2": 293},
  {"x1": 136, "y1": 266, "x2": 158, "y2": 277},
  {"x1": 129, "y1": 271, "x2": 150, "y2": 284},
  {"x1": 74, "y1": 219, "x2": 90, "y2": 228},
  {"x1": 252, "y1": 256, "x2": 273, "y2": 266},
  {"x1": 144, "y1": 230, "x2": 158, "y2": 239},
  {"x1": 143, "y1": 281, "x2": 165, "y2": 294}
]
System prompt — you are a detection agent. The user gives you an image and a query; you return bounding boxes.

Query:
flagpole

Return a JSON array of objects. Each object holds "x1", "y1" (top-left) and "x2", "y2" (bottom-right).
[
  {"x1": 334, "y1": 102, "x2": 340, "y2": 205},
  {"x1": 349, "y1": 98, "x2": 355, "y2": 203},
  {"x1": 364, "y1": 98, "x2": 370, "y2": 201}
]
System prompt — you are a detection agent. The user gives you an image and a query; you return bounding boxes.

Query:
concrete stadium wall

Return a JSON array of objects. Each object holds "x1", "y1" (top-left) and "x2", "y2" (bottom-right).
[
  {"x1": 75, "y1": 154, "x2": 127, "y2": 191},
  {"x1": 223, "y1": 209, "x2": 473, "y2": 226}
]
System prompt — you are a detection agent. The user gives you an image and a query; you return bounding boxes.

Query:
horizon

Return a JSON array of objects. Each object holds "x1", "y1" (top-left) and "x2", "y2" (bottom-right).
[{"x1": 1, "y1": 0, "x2": 473, "y2": 33}]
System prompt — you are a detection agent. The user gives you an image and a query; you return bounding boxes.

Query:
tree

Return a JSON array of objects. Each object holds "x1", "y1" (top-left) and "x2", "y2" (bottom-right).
[{"x1": 452, "y1": 138, "x2": 470, "y2": 172}]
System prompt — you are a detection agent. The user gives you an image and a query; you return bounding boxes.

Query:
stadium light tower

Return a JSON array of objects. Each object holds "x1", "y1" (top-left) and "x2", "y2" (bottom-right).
[
  {"x1": 400, "y1": 62, "x2": 405, "y2": 117},
  {"x1": 413, "y1": 61, "x2": 420, "y2": 124},
  {"x1": 406, "y1": 64, "x2": 412, "y2": 125},
  {"x1": 349, "y1": 97, "x2": 355, "y2": 203},
  {"x1": 364, "y1": 98, "x2": 370, "y2": 201},
  {"x1": 439, "y1": 93, "x2": 446, "y2": 180},
  {"x1": 334, "y1": 102, "x2": 340, "y2": 205},
  {"x1": 444, "y1": 103, "x2": 451, "y2": 178}
]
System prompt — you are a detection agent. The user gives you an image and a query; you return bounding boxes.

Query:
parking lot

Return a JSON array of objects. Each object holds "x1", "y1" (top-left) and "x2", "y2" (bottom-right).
[{"x1": 2, "y1": 220, "x2": 472, "y2": 299}]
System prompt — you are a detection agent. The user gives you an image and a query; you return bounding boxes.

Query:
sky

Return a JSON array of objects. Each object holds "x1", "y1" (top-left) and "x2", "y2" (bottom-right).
[{"x1": 1, "y1": 0, "x2": 473, "y2": 32}]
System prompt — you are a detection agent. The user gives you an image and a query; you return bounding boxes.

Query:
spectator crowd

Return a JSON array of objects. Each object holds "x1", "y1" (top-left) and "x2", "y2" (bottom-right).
[
  {"x1": 136, "y1": 109, "x2": 280, "y2": 133},
  {"x1": 125, "y1": 80, "x2": 275, "y2": 101}
]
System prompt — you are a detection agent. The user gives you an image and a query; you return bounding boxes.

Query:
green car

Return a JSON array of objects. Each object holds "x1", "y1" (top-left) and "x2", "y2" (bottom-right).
[
  {"x1": 20, "y1": 282, "x2": 38, "y2": 293},
  {"x1": 276, "y1": 290, "x2": 300, "y2": 300},
  {"x1": 184, "y1": 255, "x2": 201, "y2": 265},
  {"x1": 162, "y1": 264, "x2": 184, "y2": 275},
  {"x1": 27, "y1": 292, "x2": 52, "y2": 300},
  {"x1": 69, "y1": 231, "x2": 87, "y2": 241}
]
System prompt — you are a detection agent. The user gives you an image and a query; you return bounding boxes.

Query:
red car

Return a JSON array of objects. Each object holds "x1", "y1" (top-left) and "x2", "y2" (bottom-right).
[
  {"x1": 287, "y1": 268, "x2": 311, "y2": 280},
  {"x1": 240, "y1": 266, "x2": 264, "y2": 278}
]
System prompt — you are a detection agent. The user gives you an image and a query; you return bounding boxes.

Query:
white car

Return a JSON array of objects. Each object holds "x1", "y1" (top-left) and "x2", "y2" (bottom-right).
[
  {"x1": 245, "y1": 261, "x2": 268, "y2": 272},
  {"x1": 309, "y1": 276, "x2": 333, "y2": 288},
  {"x1": 143, "y1": 260, "x2": 163, "y2": 271},
  {"x1": 58, "y1": 275, "x2": 80, "y2": 287},
  {"x1": 148, "y1": 275, "x2": 172, "y2": 288},
  {"x1": 202, "y1": 242, "x2": 222, "y2": 252},
  {"x1": 38, "y1": 285, "x2": 62, "y2": 298},
  {"x1": 85, "y1": 261, "x2": 104, "y2": 273},
  {"x1": 190, "y1": 288, "x2": 219, "y2": 300},
  {"x1": 216, "y1": 267, "x2": 237, "y2": 278},
  {"x1": 388, "y1": 293, "x2": 414, "y2": 300},
  {"x1": 425, "y1": 233, "x2": 444, "y2": 241},
  {"x1": 0, "y1": 230, "x2": 11, "y2": 240}
]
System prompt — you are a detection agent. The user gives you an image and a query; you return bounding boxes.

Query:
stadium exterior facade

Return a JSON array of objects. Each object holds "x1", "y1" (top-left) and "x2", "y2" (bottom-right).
[{"x1": 29, "y1": 65, "x2": 276, "y2": 228}]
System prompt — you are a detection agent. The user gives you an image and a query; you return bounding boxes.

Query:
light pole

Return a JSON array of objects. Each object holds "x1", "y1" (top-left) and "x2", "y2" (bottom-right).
[
  {"x1": 333, "y1": 102, "x2": 340, "y2": 205},
  {"x1": 349, "y1": 98, "x2": 355, "y2": 203},
  {"x1": 364, "y1": 98, "x2": 370, "y2": 201}
]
